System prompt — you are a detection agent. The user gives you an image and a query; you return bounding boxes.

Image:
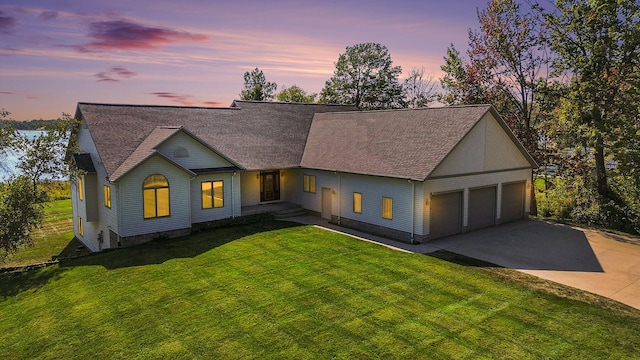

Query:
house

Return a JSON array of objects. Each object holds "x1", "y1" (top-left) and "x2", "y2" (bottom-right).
[{"x1": 70, "y1": 101, "x2": 537, "y2": 251}]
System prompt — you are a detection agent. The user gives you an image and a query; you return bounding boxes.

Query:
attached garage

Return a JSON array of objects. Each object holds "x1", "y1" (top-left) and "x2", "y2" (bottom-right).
[
  {"x1": 501, "y1": 181, "x2": 525, "y2": 223},
  {"x1": 468, "y1": 186, "x2": 496, "y2": 231},
  {"x1": 430, "y1": 191, "x2": 463, "y2": 239}
]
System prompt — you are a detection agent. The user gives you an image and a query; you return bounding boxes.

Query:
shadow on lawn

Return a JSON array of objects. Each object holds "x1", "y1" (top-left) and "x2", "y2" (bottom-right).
[
  {"x1": 60, "y1": 220, "x2": 301, "y2": 270},
  {"x1": 0, "y1": 266, "x2": 67, "y2": 298}
]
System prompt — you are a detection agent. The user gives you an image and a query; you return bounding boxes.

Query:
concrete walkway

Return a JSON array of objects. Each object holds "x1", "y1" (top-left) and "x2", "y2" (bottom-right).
[{"x1": 287, "y1": 215, "x2": 640, "y2": 310}]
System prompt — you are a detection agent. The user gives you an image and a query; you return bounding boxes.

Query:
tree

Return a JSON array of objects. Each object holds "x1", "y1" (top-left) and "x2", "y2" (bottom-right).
[
  {"x1": 12, "y1": 114, "x2": 72, "y2": 193},
  {"x1": 0, "y1": 175, "x2": 46, "y2": 260},
  {"x1": 276, "y1": 85, "x2": 317, "y2": 103},
  {"x1": 537, "y1": 0, "x2": 640, "y2": 196},
  {"x1": 403, "y1": 67, "x2": 437, "y2": 108},
  {"x1": 439, "y1": 0, "x2": 553, "y2": 215},
  {"x1": 320, "y1": 43, "x2": 405, "y2": 110},
  {"x1": 0, "y1": 109, "x2": 15, "y2": 173},
  {"x1": 240, "y1": 67, "x2": 277, "y2": 101}
]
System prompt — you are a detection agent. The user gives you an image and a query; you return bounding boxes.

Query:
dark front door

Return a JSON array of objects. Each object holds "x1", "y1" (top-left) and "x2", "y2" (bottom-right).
[{"x1": 260, "y1": 171, "x2": 280, "y2": 202}]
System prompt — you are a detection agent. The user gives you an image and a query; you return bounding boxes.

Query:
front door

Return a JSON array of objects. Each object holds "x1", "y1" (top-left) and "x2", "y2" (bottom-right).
[{"x1": 260, "y1": 171, "x2": 280, "y2": 202}]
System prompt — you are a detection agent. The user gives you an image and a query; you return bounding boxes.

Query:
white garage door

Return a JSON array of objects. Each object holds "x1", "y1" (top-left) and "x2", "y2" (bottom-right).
[
  {"x1": 468, "y1": 186, "x2": 496, "y2": 231},
  {"x1": 430, "y1": 191, "x2": 463, "y2": 239},
  {"x1": 501, "y1": 182, "x2": 525, "y2": 223}
]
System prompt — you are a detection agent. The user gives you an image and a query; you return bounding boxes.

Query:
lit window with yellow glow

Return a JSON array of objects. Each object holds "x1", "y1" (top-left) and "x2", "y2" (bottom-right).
[
  {"x1": 382, "y1": 197, "x2": 393, "y2": 220},
  {"x1": 202, "y1": 181, "x2": 224, "y2": 209},
  {"x1": 78, "y1": 177, "x2": 83, "y2": 201},
  {"x1": 77, "y1": 216, "x2": 84, "y2": 236},
  {"x1": 104, "y1": 185, "x2": 111, "y2": 208},
  {"x1": 353, "y1": 192, "x2": 362, "y2": 213},
  {"x1": 143, "y1": 174, "x2": 170, "y2": 219},
  {"x1": 303, "y1": 174, "x2": 316, "y2": 193}
]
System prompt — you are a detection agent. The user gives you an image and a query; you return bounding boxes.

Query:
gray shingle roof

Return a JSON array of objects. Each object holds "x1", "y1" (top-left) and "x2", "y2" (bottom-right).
[
  {"x1": 301, "y1": 105, "x2": 533, "y2": 181},
  {"x1": 76, "y1": 101, "x2": 356, "y2": 180}
]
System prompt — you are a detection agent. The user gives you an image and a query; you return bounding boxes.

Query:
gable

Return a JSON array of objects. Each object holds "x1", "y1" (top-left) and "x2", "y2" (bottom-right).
[
  {"x1": 155, "y1": 130, "x2": 235, "y2": 171},
  {"x1": 429, "y1": 112, "x2": 533, "y2": 178}
]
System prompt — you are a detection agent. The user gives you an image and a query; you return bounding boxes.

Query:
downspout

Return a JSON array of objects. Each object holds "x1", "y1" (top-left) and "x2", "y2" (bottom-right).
[
  {"x1": 231, "y1": 171, "x2": 236, "y2": 218},
  {"x1": 410, "y1": 180, "x2": 415, "y2": 245},
  {"x1": 338, "y1": 172, "x2": 342, "y2": 225}
]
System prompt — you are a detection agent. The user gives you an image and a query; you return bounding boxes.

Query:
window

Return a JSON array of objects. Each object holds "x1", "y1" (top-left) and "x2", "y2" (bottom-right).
[
  {"x1": 382, "y1": 197, "x2": 393, "y2": 220},
  {"x1": 104, "y1": 185, "x2": 111, "y2": 208},
  {"x1": 353, "y1": 192, "x2": 362, "y2": 214},
  {"x1": 303, "y1": 174, "x2": 316, "y2": 193},
  {"x1": 202, "y1": 180, "x2": 224, "y2": 209},
  {"x1": 143, "y1": 174, "x2": 170, "y2": 219},
  {"x1": 78, "y1": 177, "x2": 83, "y2": 201},
  {"x1": 174, "y1": 146, "x2": 189, "y2": 158},
  {"x1": 77, "y1": 216, "x2": 84, "y2": 236}
]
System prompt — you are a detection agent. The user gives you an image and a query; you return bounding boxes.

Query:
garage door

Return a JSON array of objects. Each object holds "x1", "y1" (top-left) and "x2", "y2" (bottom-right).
[
  {"x1": 430, "y1": 191, "x2": 463, "y2": 239},
  {"x1": 468, "y1": 186, "x2": 496, "y2": 231},
  {"x1": 501, "y1": 182, "x2": 525, "y2": 223}
]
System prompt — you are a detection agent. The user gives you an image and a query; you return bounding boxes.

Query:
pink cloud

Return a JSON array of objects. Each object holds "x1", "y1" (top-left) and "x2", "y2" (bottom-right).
[
  {"x1": 95, "y1": 66, "x2": 137, "y2": 82},
  {"x1": 0, "y1": 91, "x2": 37, "y2": 99},
  {"x1": 76, "y1": 19, "x2": 208, "y2": 52},
  {"x1": 150, "y1": 92, "x2": 225, "y2": 107}
]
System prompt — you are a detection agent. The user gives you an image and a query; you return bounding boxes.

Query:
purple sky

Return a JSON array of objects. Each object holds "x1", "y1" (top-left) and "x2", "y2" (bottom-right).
[{"x1": 1, "y1": 0, "x2": 491, "y2": 121}]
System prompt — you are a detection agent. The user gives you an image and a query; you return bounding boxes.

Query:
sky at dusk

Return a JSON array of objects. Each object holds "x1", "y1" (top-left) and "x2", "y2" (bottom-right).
[{"x1": 1, "y1": 0, "x2": 493, "y2": 121}]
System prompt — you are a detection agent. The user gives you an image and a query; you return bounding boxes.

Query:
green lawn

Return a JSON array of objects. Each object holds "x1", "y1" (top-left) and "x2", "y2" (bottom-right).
[
  {"x1": 1, "y1": 199, "x2": 85, "y2": 268},
  {"x1": 1, "y1": 222, "x2": 639, "y2": 359}
]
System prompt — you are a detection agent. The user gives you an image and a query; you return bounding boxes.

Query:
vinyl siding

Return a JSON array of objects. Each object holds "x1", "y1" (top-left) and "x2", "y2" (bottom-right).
[
  {"x1": 291, "y1": 170, "x2": 421, "y2": 235},
  {"x1": 117, "y1": 155, "x2": 192, "y2": 237},
  {"x1": 423, "y1": 168, "x2": 532, "y2": 236},
  {"x1": 430, "y1": 113, "x2": 531, "y2": 177},
  {"x1": 240, "y1": 171, "x2": 261, "y2": 206},
  {"x1": 190, "y1": 172, "x2": 240, "y2": 223},
  {"x1": 339, "y1": 173, "x2": 417, "y2": 234},
  {"x1": 155, "y1": 131, "x2": 234, "y2": 170},
  {"x1": 74, "y1": 124, "x2": 119, "y2": 251}
]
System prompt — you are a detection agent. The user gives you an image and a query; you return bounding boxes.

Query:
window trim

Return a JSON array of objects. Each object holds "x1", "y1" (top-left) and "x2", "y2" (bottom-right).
[
  {"x1": 201, "y1": 180, "x2": 224, "y2": 209},
  {"x1": 353, "y1": 192, "x2": 362, "y2": 214},
  {"x1": 303, "y1": 174, "x2": 316, "y2": 194},
  {"x1": 103, "y1": 185, "x2": 111, "y2": 208},
  {"x1": 77, "y1": 216, "x2": 84, "y2": 236},
  {"x1": 78, "y1": 177, "x2": 83, "y2": 201},
  {"x1": 382, "y1": 196, "x2": 393, "y2": 220},
  {"x1": 143, "y1": 174, "x2": 171, "y2": 219}
]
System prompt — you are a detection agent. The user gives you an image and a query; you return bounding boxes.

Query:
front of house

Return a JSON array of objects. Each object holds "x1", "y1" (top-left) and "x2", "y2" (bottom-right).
[{"x1": 71, "y1": 101, "x2": 536, "y2": 252}]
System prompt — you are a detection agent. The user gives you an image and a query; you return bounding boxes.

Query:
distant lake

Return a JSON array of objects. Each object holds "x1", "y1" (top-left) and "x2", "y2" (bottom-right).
[{"x1": 0, "y1": 130, "x2": 66, "y2": 181}]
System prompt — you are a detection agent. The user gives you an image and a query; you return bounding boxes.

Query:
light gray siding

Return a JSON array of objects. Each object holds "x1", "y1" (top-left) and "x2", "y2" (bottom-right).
[
  {"x1": 430, "y1": 114, "x2": 532, "y2": 178},
  {"x1": 74, "y1": 124, "x2": 119, "y2": 251},
  {"x1": 117, "y1": 155, "x2": 192, "y2": 237},
  {"x1": 240, "y1": 171, "x2": 261, "y2": 206},
  {"x1": 190, "y1": 172, "x2": 240, "y2": 223},
  {"x1": 155, "y1": 131, "x2": 234, "y2": 170},
  {"x1": 290, "y1": 170, "x2": 422, "y2": 237}
]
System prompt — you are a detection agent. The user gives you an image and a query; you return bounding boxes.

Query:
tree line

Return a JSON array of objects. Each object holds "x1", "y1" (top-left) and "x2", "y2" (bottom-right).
[{"x1": 0, "y1": 119, "x2": 64, "y2": 131}]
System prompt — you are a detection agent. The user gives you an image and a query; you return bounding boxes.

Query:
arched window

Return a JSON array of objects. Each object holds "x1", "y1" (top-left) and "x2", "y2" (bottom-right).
[
  {"x1": 143, "y1": 174, "x2": 170, "y2": 218},
  {"x1": 174, "y1": 146, "x2": 189, "y2": 158}
]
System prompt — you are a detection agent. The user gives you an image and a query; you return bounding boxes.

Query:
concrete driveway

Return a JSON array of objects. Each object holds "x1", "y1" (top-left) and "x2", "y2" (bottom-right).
[{"x1": 428, "y1": 219, "x2": 640, "y2": 310}]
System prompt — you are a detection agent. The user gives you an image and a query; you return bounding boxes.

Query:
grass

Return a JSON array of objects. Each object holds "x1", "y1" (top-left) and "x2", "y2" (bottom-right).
[
  {"x1": 1, "y1": 221, "x2": 640, "y2": 359},
  {"x1": 1, "y1": 199, "x2": 85, "y2": 269}
]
